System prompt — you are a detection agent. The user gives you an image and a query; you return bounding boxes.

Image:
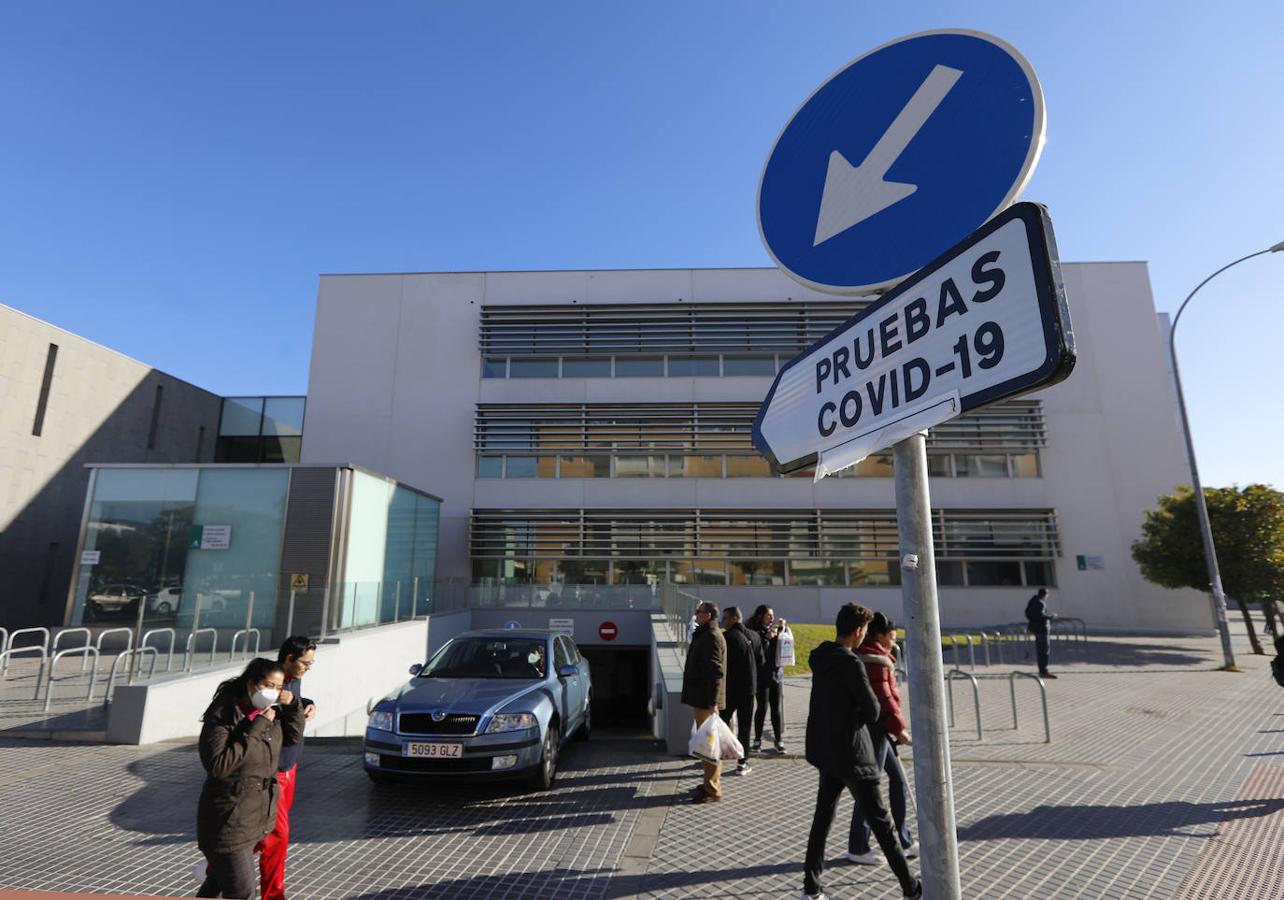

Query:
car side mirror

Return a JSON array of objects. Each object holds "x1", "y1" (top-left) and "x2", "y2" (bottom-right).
[
  {"x1": 409, "y1": 663, "x2": 423, "y2": 676},
  {"x1": 558, "y1": 664, "x2": 578, "y2": 679}
]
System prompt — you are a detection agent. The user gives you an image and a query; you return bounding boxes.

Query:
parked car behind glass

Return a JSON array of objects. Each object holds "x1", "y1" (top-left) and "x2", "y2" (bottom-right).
[{"x1": 363, "y1": 629, "x2": 591, "y2": 790}]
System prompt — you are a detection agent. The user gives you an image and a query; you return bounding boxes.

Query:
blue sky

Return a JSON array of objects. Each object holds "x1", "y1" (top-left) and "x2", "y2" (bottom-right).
[{"x1": 2, "y1": 1, "x2": 1280, "y2": 490}]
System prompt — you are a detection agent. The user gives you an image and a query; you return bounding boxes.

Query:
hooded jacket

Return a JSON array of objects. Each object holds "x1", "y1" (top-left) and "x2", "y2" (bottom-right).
[
  {"x1": 856, "y1": 637, "x2": 907, "y2": 738},
  {"x1": 804, "y1": 640, "x2": 881, "y2": 780},
  {"x1": 197, "y1": 690, "x2": 304, "y2": 853},
  {"x1": 681, "y1": 621, "x2": 727, "y2": 710}
]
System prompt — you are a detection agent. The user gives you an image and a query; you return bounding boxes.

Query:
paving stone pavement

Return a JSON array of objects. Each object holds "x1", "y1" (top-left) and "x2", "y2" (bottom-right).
[{"x1": 0, "y1": 631, "x2": 1281, "y2": 899}]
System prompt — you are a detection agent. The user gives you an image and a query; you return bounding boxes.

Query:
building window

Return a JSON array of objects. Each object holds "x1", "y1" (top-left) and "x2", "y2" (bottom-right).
[
  {"x1": 470, "y1": 509, "x2": 1058, "y2": 589},
  {"x1": 215, "y1": 396, "x2": 305, "y2": 464},
  {"x1": 32, "y1": 343, "x2": 58, "y2": 436}
]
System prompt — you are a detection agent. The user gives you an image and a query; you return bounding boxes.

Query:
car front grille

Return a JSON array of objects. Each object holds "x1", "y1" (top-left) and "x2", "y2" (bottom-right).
[
  {"x1": 399, "y1": 713, "x2": 480, "y2": 735},
  {"x1": 378, "y1": 755, "x2": 496, "y2": 773}
]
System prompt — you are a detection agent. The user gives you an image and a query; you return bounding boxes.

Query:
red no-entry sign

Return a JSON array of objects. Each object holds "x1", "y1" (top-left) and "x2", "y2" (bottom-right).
[{"x1": 598, "y1": 621, "x2": 617, "y2": 641}]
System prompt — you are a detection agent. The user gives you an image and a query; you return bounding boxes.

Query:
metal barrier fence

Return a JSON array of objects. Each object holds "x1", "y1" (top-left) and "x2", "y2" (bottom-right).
[{"x1": 659, "y1": 582, "x2": 699, "y2": 655}]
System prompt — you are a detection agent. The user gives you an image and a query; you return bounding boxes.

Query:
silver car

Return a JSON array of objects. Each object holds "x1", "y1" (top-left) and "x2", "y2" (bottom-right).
[{"x1": 363, "y1": 629, "x2": 592, "y2": 790}]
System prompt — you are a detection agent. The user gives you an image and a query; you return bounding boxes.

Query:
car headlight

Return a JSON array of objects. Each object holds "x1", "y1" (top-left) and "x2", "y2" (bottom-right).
[
  {"x1": 486, "y1": 712, "x2": 537, "y2": 734},
  {"x1": 368, "y1": 710, "x2": 395, "y2": 733}
]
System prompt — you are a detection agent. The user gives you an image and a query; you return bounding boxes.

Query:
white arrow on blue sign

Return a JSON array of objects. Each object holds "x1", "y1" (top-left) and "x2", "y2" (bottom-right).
[{"x1": 757, "y1": 30, "x2": 1045, "y2": 295}]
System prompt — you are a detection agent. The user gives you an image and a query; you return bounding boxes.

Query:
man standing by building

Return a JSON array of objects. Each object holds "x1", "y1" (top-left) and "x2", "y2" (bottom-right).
[
  {"x1": 720, "y1": 605, "x2": 762, "y2": 776},
  {"x1": 257, "y1": 636, "x2": 318, "y2": 900},
  {"x1": 802, "y1": 602, "x2": 920, "y2": 900},
  {"x1": 682, "y1": 601, "x2": 726, "y2": 803},
  {"x1": 1025, "y1": 587, "x2": 1058, "y2": 679}
]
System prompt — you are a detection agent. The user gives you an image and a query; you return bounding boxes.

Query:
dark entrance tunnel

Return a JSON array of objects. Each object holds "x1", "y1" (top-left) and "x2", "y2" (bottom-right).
[{"x1": 579, "y1": 646, "x2": 650, "y2": 733}]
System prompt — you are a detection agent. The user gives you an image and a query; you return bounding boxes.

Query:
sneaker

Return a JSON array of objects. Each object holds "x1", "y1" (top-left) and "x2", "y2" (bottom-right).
[
  {"x1": 903, "y1": 840, "x2": 919, "y2": 859},
  {"x1": 1040, "y1": 671, "x2": 1059, "y2": 679},
  {"x1": 800, "y1": 893, "x2": 827, "y2": 900},
  {"x1": 689, "y1": 790, "x2": 720, "y2": 804},
  {"x1": 903, "y1": 879, "x2": 923, "y2": 899},
  {"x1": 846, "y1": 850, "x2": 882, "y2": 866},
  {"x1": 751, "y1": 739, "x2": 762, "y2": 752},
  {"x1": 733, "y1": 763, "x2": 752, "y2": 776},
  {"x1": 774, "y1": 741, "x2": 787, "y2": 754}
]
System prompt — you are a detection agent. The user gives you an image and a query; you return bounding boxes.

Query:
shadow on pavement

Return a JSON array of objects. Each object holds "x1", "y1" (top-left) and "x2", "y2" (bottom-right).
[
  {"x1": 341, "y1": 861, "x2": 800, "y2": 899},
  {"x1": 109, "y1": 737, "x2": 671, "y2": 846},
  {"x1": 959, "y1": 797, "x2": 1284, "y2": 840}
]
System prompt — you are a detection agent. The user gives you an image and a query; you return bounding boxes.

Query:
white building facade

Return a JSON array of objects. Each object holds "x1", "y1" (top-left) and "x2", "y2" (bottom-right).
[{"x1": 300, "y1": 264, "x2": 1210, "y2": 634}]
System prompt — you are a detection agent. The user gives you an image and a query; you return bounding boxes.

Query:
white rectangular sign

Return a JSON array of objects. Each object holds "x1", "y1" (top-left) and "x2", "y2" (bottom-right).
[
  {"x1": 200, "y1": 524, "x2": 232, "y2": 550},
  {"x1": 548, "y1": 617, "x2": 575, "y2": 637},
  {"x1": 80, "y1": 550, "x2": 101, "y2": 566},
  {"x1": 753, "y1": 203, "x2": 1074, "y2": 475}
]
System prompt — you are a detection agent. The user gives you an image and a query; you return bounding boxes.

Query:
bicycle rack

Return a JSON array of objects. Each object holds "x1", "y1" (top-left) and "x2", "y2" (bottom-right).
[
  {"x1": 229, "y1": 628, "x2": 261, "y2": 660},
  {"x1": 0, "y1": 627, "x2": 8, "y2": 655},
  {"x1": 2, "y1": 627, "x2": 50, "y2": 677},
  {"x1": 52, "y1": 628, "x2": 93, "y2": 673},
  {"x1": 104, "y1": 647, "x2": 160, "y2": 704},
  {"x1": 184, "y1": 629, "x2": 218, "y2": 672},
  {"x1": 141, "y1": 628, "x2": 177, "y2": 672},
  {"x1": 945, "y1": 668, "x2": 983, "y2": 740},
  {"x1": 977, "y1": 632, "x2": 994, "y2": 666},
  {"x1": 1008, "y1": 671, "x2": 1051, "y2": 743},
  {"x1": 0, "y1": 647, "x2": 47, "y2": 697},
  {"x1": 44, "y1": 646, "x2": 100, "y2": 713}
]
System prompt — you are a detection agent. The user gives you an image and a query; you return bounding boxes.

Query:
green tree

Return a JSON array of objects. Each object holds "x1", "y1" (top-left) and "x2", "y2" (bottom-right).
[{"x1": 1131, "y1": 484, "x2": 1284, "y2": 656}]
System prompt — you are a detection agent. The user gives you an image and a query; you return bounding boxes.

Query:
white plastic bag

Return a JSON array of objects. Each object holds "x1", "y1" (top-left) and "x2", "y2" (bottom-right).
[
  {"x1": 689, "y1": 715, "x2": 720, "y2": 763},
  {"x1": 713, "y1": 714, "x2": 745, "y2": 760},
  {"x1": 776, "y1": 624, "x2": 796, "y2": 668}
]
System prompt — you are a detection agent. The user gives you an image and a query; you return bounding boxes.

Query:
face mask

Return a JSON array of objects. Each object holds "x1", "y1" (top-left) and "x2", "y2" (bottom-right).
[{"x1": 251, "y1": 688, "x2": 279, "y2": 710}]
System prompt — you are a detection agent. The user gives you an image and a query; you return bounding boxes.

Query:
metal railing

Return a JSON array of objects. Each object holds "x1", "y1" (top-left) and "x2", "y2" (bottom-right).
[
  {"x1": 104, "y1": 647, "x2": 160, "y2": 704},
  {"x1": 659, "y1": 582, "x2": 699, "y2": 654},
  {"x1": 141, "y1": 628, "x2": 177, "y2": 672},
  {"x1": 230, "y1": 629, "x2": 262, "y2": 660},
  {"x1": 184, "y1": 629, "x2": 218, "y2": 672},
  {"x1": 52, "y1": 628, "x2": 93, "y2": 673},
  {"x1": 1008, "y1": 671, "x2": 1051, "y2": 743},
  {"x1": 2, "y1": 627, "x2": 50, "y2": 677},
  {"x1": 945, "y1": 668, "x2": 983, "y2": 740},
  {"x1": 43, "y1": 646, "x2": 99, "y2": 713}
]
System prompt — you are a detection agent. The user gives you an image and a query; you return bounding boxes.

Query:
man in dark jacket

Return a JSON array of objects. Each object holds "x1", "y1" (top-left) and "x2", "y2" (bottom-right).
[
  {"x1": 255, "y1": 636, "x2": 318, "y2": 900},
  {"x1": 720, "y1": 606, "x2": 762, "y2": 776},
  {"x1": 802, "y1": 602, "x2": 920, "y2": 900},
  {"x1": 1025, "y1": 587, "x2": 1058, "y2": 678},
  {"x1": 681, "y1": 600, "x2": 727, "y2": 803}
]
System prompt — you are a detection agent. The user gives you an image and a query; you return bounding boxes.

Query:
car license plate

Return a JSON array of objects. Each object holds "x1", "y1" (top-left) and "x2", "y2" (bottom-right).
[{"x1": 404, "y1": 742, "x2": 464, "y2": 759}]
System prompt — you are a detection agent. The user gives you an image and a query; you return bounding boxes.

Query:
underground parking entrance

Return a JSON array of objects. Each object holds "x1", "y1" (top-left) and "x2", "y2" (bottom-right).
[{"x1": 578, "y1": 645, "x2": 651, "y2": 735}]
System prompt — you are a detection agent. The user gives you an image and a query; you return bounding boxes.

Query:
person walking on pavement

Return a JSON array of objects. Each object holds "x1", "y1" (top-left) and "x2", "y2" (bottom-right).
[
  {"x1": 801, "y1": 602, "x2": 921, "y2": 900},
  {"x1": 255, "y1": 636, "x2": 318, "y2": 900},
  {"x1": 196, "y1": 657, "x2": 304, "y2": 899},
  {"x1": 747, "y1": 604, "x2": 787, "y2": 753},
  {"x1": 720, "y1": 606, "x2": 762, "y2": 776},
  {"x1": 681, "y1": 600, "x2": 727, "y2": 803},
  {"x1": 848, "y1": 612, "x2": 917, "y2": 864},
  {"x1": 1025, "y1": 587, "x2": 1059, "y2": 678}
]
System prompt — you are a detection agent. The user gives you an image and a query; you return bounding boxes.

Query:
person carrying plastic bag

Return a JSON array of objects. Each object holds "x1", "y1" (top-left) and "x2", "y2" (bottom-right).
[{"x1": 681, "y1": 600, "x2": 727, "y2": 803}]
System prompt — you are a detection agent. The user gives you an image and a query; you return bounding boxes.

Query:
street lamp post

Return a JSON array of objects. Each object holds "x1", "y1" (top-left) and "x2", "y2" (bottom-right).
[{"x1": 1168, "y1": 241, "x2": 1284, "y2": 669}]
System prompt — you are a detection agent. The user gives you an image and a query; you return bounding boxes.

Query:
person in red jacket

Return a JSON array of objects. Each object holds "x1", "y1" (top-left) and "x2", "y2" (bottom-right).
[{"x1": 847, "y1": 611, "x2": 917, "y2": 864}]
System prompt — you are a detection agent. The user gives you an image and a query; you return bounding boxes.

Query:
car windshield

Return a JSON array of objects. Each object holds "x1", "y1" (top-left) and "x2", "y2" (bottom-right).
[{"x1": 419, "y1": 637, "x2": 547, "y2": 679}]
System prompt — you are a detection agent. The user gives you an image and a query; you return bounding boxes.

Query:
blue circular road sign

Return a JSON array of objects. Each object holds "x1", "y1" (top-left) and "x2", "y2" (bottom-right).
[{"x1": 757, "y1": 30, "x2": 1044, "y2": 295}]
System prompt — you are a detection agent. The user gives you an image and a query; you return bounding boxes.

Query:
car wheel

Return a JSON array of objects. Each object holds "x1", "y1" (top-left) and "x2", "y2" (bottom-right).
[
  {"x1": 156, "y1": 601, "x2": 172, "y2": 615},
  {"x1": 365, "y1": 769, "x2": 401, "y2": 786},
  {"x1": 529, "y1": 720, "x2": 560, "y2": 790},
  {"x1": 575, "y1": 693, "x2": 592, "y2": 742}
]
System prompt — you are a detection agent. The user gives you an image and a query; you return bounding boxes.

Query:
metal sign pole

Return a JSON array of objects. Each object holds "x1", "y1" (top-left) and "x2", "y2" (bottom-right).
[{"x1": 893, "y1": 432, "x2": 961, "y2": 900}]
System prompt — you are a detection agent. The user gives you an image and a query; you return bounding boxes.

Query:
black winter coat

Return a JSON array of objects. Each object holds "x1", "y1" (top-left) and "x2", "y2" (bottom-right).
[
  {"x1": 681, "y1": 621, "x2": 727, "y2": 710},
  {"x1": 804, "y1": 640, "x2": 881, "y2": 781},
  {"x1": 197, "y1": 692, "x2": 304, "y2": 853},
  {"x1": 722, "y1": 622, "x2": 762, "y2": 703},
  {"x1": 754, "y1": 623, "x2": 783, "y2": 684}
]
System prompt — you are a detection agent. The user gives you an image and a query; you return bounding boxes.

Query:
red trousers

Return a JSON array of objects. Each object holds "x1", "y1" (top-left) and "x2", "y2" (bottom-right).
[{"x1": 255, "y1": 765, "x2": 296, "y2": 900}]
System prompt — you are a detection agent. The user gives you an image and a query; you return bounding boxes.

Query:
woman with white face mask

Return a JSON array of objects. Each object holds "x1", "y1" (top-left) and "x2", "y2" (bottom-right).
[{"x1": 196, "y1": 657, "x2": 304, "y2": 898}]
